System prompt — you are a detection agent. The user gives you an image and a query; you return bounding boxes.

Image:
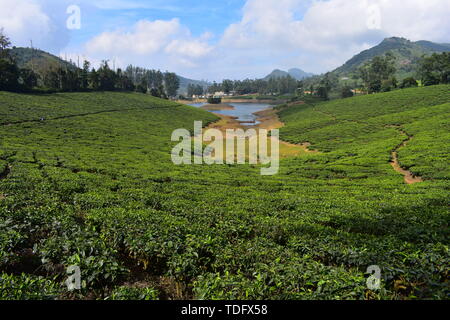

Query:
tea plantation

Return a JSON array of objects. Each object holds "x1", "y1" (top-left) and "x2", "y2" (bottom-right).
[{"x1": 0, "y1": 87, "x2": 449, "y2": 300}]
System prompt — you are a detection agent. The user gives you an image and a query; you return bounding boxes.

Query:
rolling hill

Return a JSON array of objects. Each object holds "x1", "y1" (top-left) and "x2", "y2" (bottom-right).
[
  {"x1": 332, "y1": 37, "x2": 450, "y2": 79},
  {"x1": 1, "y1": 84, "x2": 449, "y2": 299}
]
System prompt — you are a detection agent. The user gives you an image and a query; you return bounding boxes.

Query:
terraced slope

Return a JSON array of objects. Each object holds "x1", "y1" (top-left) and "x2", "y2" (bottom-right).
[{"x1": 0, "y1": 87, "x2": 449, "y2": 300}]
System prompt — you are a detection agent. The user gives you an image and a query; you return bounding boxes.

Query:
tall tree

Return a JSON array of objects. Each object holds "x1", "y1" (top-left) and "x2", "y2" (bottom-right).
[
  {"x1": 97, "y1": 60, "x2": 116, "y2": 91},
  {"x1": 0, "y1": 28, "x2": 11, "y2": 58},
  {"x1": 80, "y1": 60, "x2": 90, "y2": 90},
  {"x1": 89, "y1": 68, "x2": 100, "y2": 90},
  {"x1": 164, "y1": 72, "x2": 180, "y2": 98}
]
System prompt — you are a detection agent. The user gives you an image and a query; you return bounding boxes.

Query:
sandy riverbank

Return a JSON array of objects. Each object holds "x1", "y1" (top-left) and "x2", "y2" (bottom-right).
[
  {"x1": 203, "y1": 104, "x2": 318, "y2": 159},
  {"x1": 200, "y1": 104, "x2": 235, "y2": 111},
  {"x1": 177, "y1": 99, "x2": 286, "y2": 105}
]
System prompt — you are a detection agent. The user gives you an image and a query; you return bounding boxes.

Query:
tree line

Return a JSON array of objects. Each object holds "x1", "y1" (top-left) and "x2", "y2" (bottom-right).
[
  {"x1": 192, "y1": 76, "x2": 302, "y2": 97},
  {"x1": 0, "y1": 30, "x2": 180, "y2": 98},
  {"x1": 301, "y1": 51, "x2": 450, "y2": 100}
]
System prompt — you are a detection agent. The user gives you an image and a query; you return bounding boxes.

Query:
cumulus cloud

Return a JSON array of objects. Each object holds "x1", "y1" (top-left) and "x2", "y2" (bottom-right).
[
  {"x1": 3, "y1": 0, "x2": 449, "y2": 80},
  {"x1": 84, "y1": 18, "x2": 213, "y2": 72},
  {"x1": 219, "y1": 0, "x2": 450, "y2": 75},
  {"x1": 0, "y1": 0, "x2": 71, "y2": 51},
  {"x1": 86, "y1": 19, "x2": 182, "y2": 55}
]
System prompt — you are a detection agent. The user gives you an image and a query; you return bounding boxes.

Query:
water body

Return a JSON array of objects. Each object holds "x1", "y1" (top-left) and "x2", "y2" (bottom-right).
[{"x1": 189, "y1": 103, "x2": 271, "y2": 124}]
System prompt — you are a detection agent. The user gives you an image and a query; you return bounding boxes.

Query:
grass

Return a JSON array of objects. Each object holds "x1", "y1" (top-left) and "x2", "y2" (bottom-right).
[{"x1": 0, "y1": 86, "x2": 449, "y2": 300}]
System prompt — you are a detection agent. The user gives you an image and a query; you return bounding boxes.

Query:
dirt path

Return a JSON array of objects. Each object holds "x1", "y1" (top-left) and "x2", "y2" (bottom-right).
[
  {"x1": 305, "y1": 107, "x2": 422, "y2": 185},
  {"x1": 389, "y1": 128, "x2": 423, "y2": 184}
]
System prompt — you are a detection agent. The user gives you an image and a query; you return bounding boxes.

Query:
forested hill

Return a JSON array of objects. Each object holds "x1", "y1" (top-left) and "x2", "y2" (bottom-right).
[
  {"x1": 9, "y1": 47, "x2": 206, "y2": 94},
  {"x1": 333, "y1": 37, "x2": 450, "y2": 78},
  {"x1": 10, "y1": 47, "x2": 77, "y2": 73}
]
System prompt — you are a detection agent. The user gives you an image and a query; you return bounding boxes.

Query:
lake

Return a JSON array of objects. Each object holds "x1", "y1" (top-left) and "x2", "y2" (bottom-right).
[{"x1": 189, "y1": 103, "x2": 271, "y2": 123}]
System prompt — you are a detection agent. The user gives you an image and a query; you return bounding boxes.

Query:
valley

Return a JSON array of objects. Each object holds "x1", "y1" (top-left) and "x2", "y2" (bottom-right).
[{"x1": 1, "y1": 85, "x2": 448, "y2": 300}]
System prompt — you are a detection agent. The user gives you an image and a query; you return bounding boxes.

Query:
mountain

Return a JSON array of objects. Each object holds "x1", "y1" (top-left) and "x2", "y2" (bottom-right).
[
  {"x1": 288, "y1": 68, "x2": 315, "y2": 80},
  {"x1": 264, "y1": 68, "x2": 314, "y2": 81},
  {"x1": 177, "y1": 75, "x2": 210, "y2": 95},
  {"x1": 332, "y1": 37, "x2": 450, "y2": 78}
]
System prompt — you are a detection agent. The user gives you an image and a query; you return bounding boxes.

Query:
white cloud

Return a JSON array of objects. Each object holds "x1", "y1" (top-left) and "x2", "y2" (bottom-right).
[
  {"x1": 0, "y1": 0, "x2": 51, "y2": 47},
  {"x1": 0, "y1": 0, "x2": 72, "y2": 51},
  {"x1": 84, "y1": 18, "x2": 214, "y2": 74},
  {"x1": 219, "y1": 0, "x2": 450, "y2": 75},
  {"x1": 4, "y1": 0, "x2": 448, "y2": 80},
  {"x1": 165, "y1": 39, "x2": 212, "y2": 59},
  {"x1": 86, "y1": 19, "x2": 182, "y2": 55}
]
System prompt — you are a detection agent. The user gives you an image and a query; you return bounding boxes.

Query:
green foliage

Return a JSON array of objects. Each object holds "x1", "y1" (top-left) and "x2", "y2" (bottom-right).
[
  {"x1": 400, "y1": 77, "x2": 418, "y2": 89},
  {"x1": 207, "y1": 76, "x2": 301, "y2": 96},
  {"x1": 359, "y1": 53, "x2": 397, "y2": 93},
  {"x1": 207, "y1": 97, "x2": 222, "y2": 104},
  {"x1": 164, "y1": 72, "x2": 180, "y2": 98},
  {"x1": 0, "y1": 86, "x2": 448, "y2": 300},
  {"x1": 187, "y1": 83, "x2": 204, "y2": 97},
  {"x1": 418, "y1": 52, "x2": 450, "y2": 86},
  {"x1": 106, "y1": 286, "x2": 159, "y2": 300},
  {"x1": 0, "y1": 273, "x2": 61, "y2": 300},
  {"x1": 341, "y1": 87, "x2": 354, "y2": 98}
]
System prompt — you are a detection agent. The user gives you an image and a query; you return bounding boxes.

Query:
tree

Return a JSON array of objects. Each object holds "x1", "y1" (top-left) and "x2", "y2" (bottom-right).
[
  {"x1": 341, "y1": 86, "x2": 354, "y2": 98},
  {"x1": 316, "y1": 73, "x2": 333, "y2": 100},
  {"x1": 400, "y1": 77, "x2": 418, "y2": 88},
  {"x1": 0, "y1": 29, "x2": 21, "y2": 91},
  {"x1": 163, "y1": 72, "x2": 180, "y2": 98},
  {"x1": 0, "y1": 58, "x2": 20, "y2": 91},
  {"x1": 136, "y1": 78, "x2": 148, "y2": 94},
  {"x1": 381, "y1": 77, "x2": 397, "y2": 92},
  {"x1": 0, "y1": 28, "x2": 11, "y2": 59},
  {"x1": 222, "y1": 79, "x2": 233, "y2": 94},
  {"x1": 19, "y1": 68, "x2": 38, "y2": 91},
  {"x1": 418, "y1": 52, "x2": 450, "y2": 86},
  {"x1": 359, "y1": 53, "x2": 396, "y2": 93},
  {"x1": 98, "y1": 60, "x2": 116, "y2": 91},
  {"x1": 316, "y1": 86, "x2": 329, "y2": 100},
  {"x1": 89, "y1": 68, "x2": 100, "y2": 90},
  {"x1": 80, "y1": 60, "x2": 90, "y2": 90}
]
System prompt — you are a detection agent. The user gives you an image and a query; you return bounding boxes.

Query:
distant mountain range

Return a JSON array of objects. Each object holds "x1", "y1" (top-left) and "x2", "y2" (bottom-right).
[
  {"x1": 332, "y1": 37, "x2": 450, "y2": 79},
  {"x1": 264, "y1": 68, "x2": 315, "y2": 81}
]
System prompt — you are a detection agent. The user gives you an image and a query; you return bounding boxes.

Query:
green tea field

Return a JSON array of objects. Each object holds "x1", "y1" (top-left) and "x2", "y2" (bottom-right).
[{"x1": 0, "y1": 86, "x2": 449, "y2": 300}]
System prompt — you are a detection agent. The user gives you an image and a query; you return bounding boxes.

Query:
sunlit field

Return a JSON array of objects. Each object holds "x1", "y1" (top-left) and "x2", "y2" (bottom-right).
[{"x1": 1, "y1": 85, "x2": 448, "y2": 300}]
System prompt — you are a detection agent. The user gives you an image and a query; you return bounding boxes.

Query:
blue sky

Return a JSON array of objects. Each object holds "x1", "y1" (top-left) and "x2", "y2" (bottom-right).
[
  {"x1": 69, "y1": 0, "x2": 248, "y2": 46},
  {"x1": 1, "y1": 0, "x2": 449, "y2": 81}
]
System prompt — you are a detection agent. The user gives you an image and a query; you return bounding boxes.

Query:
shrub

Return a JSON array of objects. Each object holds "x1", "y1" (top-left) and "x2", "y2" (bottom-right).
[{"x1": 207, "y1": 97, "x2": 222, "y2": 104}]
